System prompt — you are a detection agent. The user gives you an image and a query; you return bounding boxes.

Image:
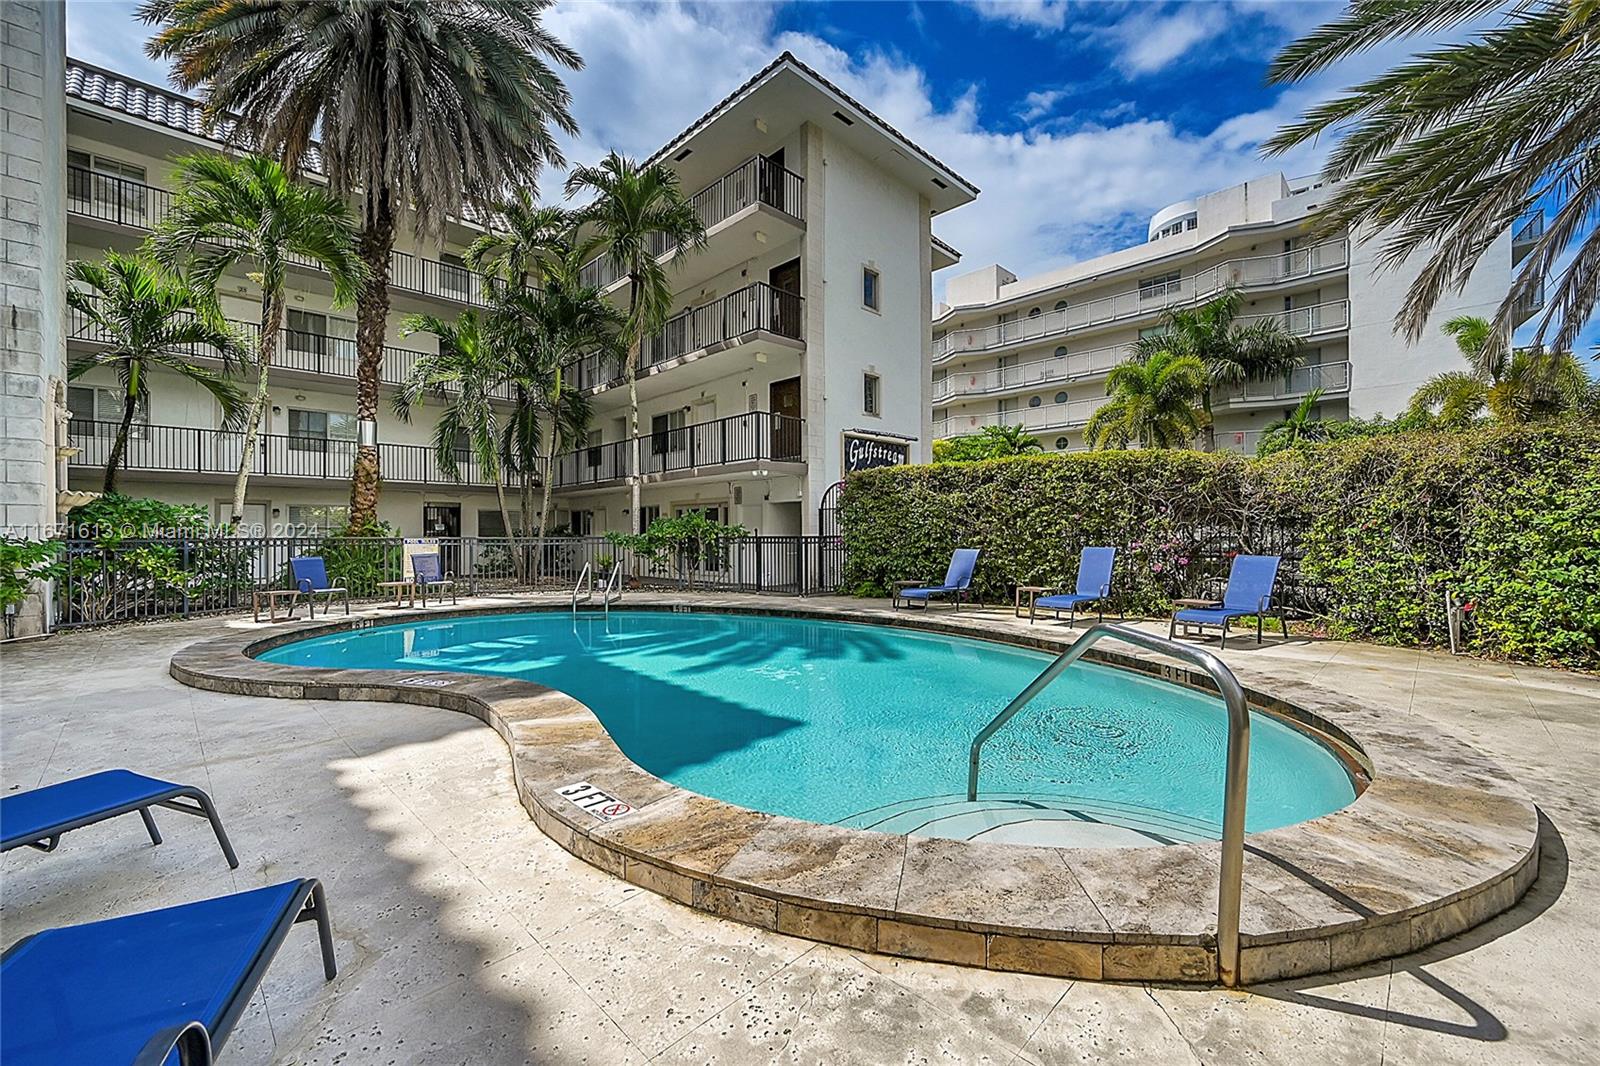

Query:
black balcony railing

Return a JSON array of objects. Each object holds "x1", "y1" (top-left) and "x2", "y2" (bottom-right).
[
  {"x1": 569, "y1": 282, "x2": 804, "y2": 392},
  {"x1": 67, "y1": 420, "x2": 499, "y2": 488},
  {"x1": 550, "y1": 411, "x2": 804, "y2": 489},
  {"x1": 579, "y1": 155, "x2": 805, "y2": 289},
  {"x1": 67, "y1": 300, "x2": 516, "y2": 402},
  {"x1": 67, "y1": 164, "x2": 493, "y2": 307}
]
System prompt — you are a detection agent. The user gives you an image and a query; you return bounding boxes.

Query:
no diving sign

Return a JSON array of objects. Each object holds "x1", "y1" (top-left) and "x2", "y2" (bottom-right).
[{"x1": 557, "y1": 781, "x2": 634, "y2": 821}]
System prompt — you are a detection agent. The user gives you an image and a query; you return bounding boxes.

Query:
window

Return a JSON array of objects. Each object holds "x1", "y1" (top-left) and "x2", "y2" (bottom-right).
[
  {"x1": 1055, "y1": 437, "x2": 1070, "y2": 451},
  {"x1": 1053, "y1": 346, "x2": 1068, "y2": 359},
  {"x1": 287, "y1": 409, "x2": 357, "y2": 452},
  {"x1": 861, "y1": 267, "x2": 880, "y2": 311},
  {"x1": 638, "y1": 505, "x2": 662, "y2": 530},
  {"x1": 863, "y1": 373, "x2": 881, "y2": 416},
  {"x1": 285, "y1": 309, "x2": 355, "y2": 366},
  {"x1": 68, "y1": 385, "x2": 146, "y2": 437},
  {"x1": 1055, "y1": 391, "x2": 1069, "y2": 404},
  {"x1": 570, "y1": 510, "x2": 595, "y2": 536},
  {"x1": 1028, "y1": 396, "x2": 1042, "y2": 408},
  {"x1": 1139, "y1": 271, "x2": 1181, "y2": 300},
  {"x1": 287, "y1": 504, "x2": 349, "y2": 533},
  {"x1": 1027, "y1": 307, "x2": 1042, "y2": 318},
  {"x1": 67, "y1": 150, "x2": 147, "y2": 220},
  {"x1": 1054, "y1": 300, "x2": 1068, "y2": 311},
  {"x1": 439, "y1": 252, "x2": 473, "y2": 300},
  {"x1": 650, "y1": 410, "x2": 687, "y2": 455},
  {"x1": 1186, "y1": 217, "x2": 1198, "y2": 231},
  {"x1": 477, "y1": 509, "x2": 523, "y2": 539}
]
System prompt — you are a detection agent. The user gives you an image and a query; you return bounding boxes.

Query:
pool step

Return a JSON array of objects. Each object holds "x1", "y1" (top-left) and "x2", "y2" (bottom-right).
[{"x1": 835, "y1": 793, "x2": 1221, "y2": 847}]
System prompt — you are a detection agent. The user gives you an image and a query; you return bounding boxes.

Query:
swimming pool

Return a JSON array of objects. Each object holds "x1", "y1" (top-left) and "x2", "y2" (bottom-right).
[{"x1": 261, "y1": 610, "x2": 1357, "y2": 842}]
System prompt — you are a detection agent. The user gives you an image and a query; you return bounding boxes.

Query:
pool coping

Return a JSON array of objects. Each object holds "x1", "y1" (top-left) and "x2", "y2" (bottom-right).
[{"x1": 169, "y1": 596, "x2": 1541, "y2": 985}]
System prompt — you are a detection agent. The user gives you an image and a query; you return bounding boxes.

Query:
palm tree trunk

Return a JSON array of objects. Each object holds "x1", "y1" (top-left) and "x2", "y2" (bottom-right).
[
  {"x1": 626, "y1": 271, "x2": 642, "y2": 534},
  {"x1": 350, "y1": 188, "x2": 394, "y2": 530},
  {"x1": 230, "y1": 291, "x2": 283, "y2": 531},
  {"x1": 492, "y1": 474, "x2": 516, "y2": 583},
  {"x1": 1201, "y1": 386, "x2": 1215, "y2": 451},
  {"x1": 534, "y1": 418, "x2": 557, "y2": 582},
  {"x1": 103, "y1": 385, "x2": 137, "y2": 495}
]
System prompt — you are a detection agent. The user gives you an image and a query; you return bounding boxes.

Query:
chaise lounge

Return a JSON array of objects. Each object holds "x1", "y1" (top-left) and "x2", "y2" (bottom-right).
[
  {"x1": 893, "y1": 548, "x2": 980, "y2": 611},
  {"x1": 1, "y1": 879, "x2": 336, "y2": 1066},
  {"x1": 1169, "y1": 554, "x2": 1287, "y2": 648},
  {"x1": 289, "y1": 555, "x2": 350, "y2": 619},
  {"x1": 1030, "y1": 546, "x2": 1118, "y2": 625},
  {"x1": 1, "y1": 769, "x2": 239, "y2": 869}
]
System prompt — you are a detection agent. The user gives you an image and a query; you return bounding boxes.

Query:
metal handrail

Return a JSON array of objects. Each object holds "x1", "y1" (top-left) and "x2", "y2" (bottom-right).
[
  {"x1": 601, "y1": 562, "x2": 623, "y2": 611},
  {"x1": 965, "y1": 622, "x2": 1251, "y2": 987},
  {"x1": 571, "y1": 562, "x2": 593, "y2": 612}
]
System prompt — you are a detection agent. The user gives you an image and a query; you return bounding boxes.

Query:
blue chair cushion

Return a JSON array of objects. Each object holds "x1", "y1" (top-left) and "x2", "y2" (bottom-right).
[
  {"x1": 289, "y1": 556, "x2": 331, "y2": 593},
  {"x1": 1, "y1": 881, "x2": 308, "y2": 1066},
  {"x1": 1173, "y1": 606, "x2": 1254, "y2": 625},
  {"x1": 1, "y1": 770, "x2": 181, "y2": 850},
  {"x1": 1036, "y1": 593, "x2": 1098, "y2": 610},
  {"x1": 898, "y1": 587, "x2": 949, "y2": 600}
]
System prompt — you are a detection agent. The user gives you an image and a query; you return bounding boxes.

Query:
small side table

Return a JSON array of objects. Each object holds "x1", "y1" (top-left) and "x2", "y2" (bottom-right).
[
  {"x1": 1014, "y1": 585, "x2": 1051, "y2": 619},
  {"x1": 1170, "y1": 598, "x2": 1222, "y2": 639},
  {"x1": 252, "y1": 589, "x2": 300, "y2": 624},
  {"x1": 378, "y1": 580, "x2": 417, "y2": 609}
]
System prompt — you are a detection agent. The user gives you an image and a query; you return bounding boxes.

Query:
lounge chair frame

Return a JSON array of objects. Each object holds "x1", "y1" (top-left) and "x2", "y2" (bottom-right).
[
  {"x1": 289, "y1": 556, "x2": 350, "y2": 620},
  {"x1": 412, "y1": 553, "x2": 458, "y2": 609},
  {"x1": 1, "y1": 775, "x2": 239, "y2": 869}
]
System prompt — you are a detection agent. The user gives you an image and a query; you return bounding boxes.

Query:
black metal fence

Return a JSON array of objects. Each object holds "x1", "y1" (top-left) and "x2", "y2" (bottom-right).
[{"x1": 50, "y1": 533, "x2": 845, "y2": 630}]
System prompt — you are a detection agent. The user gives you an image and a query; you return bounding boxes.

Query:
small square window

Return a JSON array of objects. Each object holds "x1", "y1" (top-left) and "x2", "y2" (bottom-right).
[
  {"x1": 863, "y1": 373, "x2": 881, "y2": 416},
  {"x1": 862, "y1": 267, "x2": 880, "y2": 312}
]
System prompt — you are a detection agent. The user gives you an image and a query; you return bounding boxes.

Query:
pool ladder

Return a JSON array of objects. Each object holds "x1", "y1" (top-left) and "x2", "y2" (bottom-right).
[
  {"x1": 967, "y1": 623, "x2": 1252, "y2": 987},
  {"x1": 570, "y1": 561, "x2": 623, "y2": 613}
]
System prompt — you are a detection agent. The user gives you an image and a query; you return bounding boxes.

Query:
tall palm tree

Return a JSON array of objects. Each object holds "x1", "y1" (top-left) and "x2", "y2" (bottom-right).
[
  {"x1": 1258, "y1": 388, "x2": 1327, "y2": 454},
  {"x1": 1410, "y1": 314, "x2": 1592, "y2": 426},
  {"x1": 1264, "y1": 0, "x2": 1598, "y2": 351},
  {"x1": 1135, "y1": 288, "x2": 1302, "y2": 444},
  {"x1": 66, "y1": 253, "x2": 248, "y2": 494},
  {"x1": 150, "y1": 153, "x2": 365, "y2": 529},
  {"x1": 143, "y1": 0, "x2": 582, "y2": 531},
  {"x1": 978, "y1": 424, "x2": 1043, "y2": 456},
  {"x1": 1085, "y1": 350, "x2": 1210, "y2": 450},
  {"x1": 392, "y1": 310, "x2": 517, "y2": 547},
  {"x1": 565, "y1": 153, "x2": 707, "y2": 531},
  {"x1": 468, "y1": 196, "x2": 590, "y2": 290}
]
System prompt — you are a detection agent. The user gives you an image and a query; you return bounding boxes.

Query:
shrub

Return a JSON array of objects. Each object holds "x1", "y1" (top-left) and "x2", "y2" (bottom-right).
[
  {"x1": 311, "y1": 521, "x2": 404, "y2": 596},
  {"x1": 839, "y1": 425, "x2": 1600, "y2": 669}
]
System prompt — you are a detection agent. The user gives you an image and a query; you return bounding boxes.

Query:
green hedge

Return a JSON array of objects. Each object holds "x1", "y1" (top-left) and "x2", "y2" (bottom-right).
[{"x1": 838, "y1": 425, "x2": 1600, "y2": 670}]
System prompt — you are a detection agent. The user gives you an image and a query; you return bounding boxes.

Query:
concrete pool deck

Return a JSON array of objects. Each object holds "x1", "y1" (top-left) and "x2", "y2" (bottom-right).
[{"x1": 1, "y1": 592, "x2": 1595, "y2": 1063}]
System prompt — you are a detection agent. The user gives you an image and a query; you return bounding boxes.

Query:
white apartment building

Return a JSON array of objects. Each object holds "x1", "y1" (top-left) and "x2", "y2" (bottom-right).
[
  {"x1": 933, "y1": 172, "x2": 1537, "y2": 454},
  {"x1": 38, "y1": 46, "x2": 975, "y2": 539}
]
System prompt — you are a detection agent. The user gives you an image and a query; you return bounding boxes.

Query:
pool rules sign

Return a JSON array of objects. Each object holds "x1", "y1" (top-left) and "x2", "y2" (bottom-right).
[
  {"x1": 557, "y1": 781, "x2": 634, "y2": 821},
  {"x1": 843, "y1": 432, "x2": 911, "y2": 474}
]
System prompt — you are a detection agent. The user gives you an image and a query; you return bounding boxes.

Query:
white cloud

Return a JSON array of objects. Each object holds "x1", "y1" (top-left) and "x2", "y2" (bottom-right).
[
  {"x1": 1103, "y1": 3, "x2": 1230, "y2": 75},
  {"x1": 961, "y1": 1, "x2": 1072, "y2": 32},
  {"x1": 1018, "y1": 88, "x2": 1068, "y2": 122}
]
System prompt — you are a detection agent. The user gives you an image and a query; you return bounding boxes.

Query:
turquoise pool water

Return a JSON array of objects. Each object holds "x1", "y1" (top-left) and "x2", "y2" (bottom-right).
[{"x1": 260, "y1": 610, "x2": 1356, "y2": 837}]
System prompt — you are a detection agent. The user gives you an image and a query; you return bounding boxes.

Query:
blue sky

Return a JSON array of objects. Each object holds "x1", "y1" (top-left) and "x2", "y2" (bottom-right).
[{"x1": 66, "y1": 0, "x2": 1596, "y2": 352}]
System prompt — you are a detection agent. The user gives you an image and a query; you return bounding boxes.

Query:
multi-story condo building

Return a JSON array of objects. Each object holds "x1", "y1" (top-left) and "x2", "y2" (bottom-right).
[
  {"x1": 932, "y1": 172, "x2": 1536, "y2": 454},
  {"x1": 45, "y1": 48, "x2": 975, "y2": 538}
]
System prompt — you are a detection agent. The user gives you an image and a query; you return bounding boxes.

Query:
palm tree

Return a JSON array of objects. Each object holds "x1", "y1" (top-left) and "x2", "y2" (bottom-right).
[
  {"x1": 1134, "y1": 289, "x2": 1302, "y2": 445},
  {"x1": 978, "y1": 424, "x2": 1043, "y2": 456},
  {"x1": 1258, "y1": 388, "x2": 1326, "y2": 454},
  {"x1": 1410, "y1": 314, "x2": 1591, "y2": 427},
  {"x1": 143, "y1": 0, "x2": 582, "y2": 531},
  {"x1": 492, "y1": 253, "x2": 624, "y2": 576},
  {"x1": 468, "y1": 196, "x2": 590, "y2": 290},
  {"x1": 1263, "y1": 0, "x2": 1597, "y2": 351},
  {"x1": 150, "y1": 153, "x2": 364, "y2": 529},
  {"x1": 1085, "y1": 350, "x2": 1210, "y2": 450},
  {"x1": 565, "y1": 153, "x2": 707, "y2": 531},
  {"x1": 392, "y1": 310, "x2": 518, "y2": 547},
  {"x1": 66, "y1": 253, "x2": 248, "y2": 493}
]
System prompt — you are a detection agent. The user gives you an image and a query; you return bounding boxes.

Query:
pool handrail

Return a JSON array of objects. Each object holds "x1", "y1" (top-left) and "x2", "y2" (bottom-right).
[
  {"x1": 571, "y1": 562, "x2": 593, "y2": 612},
  {"x1": 965, "y1": 622, "x2": 1251, "y2": 987},
  {"x1": 601, "y1": 562, "x2": 623, "y2": 611}
]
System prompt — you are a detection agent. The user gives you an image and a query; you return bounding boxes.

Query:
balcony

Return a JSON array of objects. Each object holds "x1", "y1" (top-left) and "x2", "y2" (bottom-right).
[
  {"x1": 933, "y1": 396, "x2": 1108, "y2": 440},
  {"x1": 1214, "y1": 429, "x2": 1266, "y2": 455},
  {"x1": 578, "y1": 156, "x2": 806, "y2": 292},
  {"x1": 1215, "y1": 361, "x2": 1352, "y2": 406},
  {"x1": 932, "y1": 238, "x2": 1349, "y2": 361},
  {"x1": 67, "y1": 420, "x2": 499, "y2": 489},
  {"x1": 550, "y1": 411, "x2": 804, "y2": 491},
  {"x1": 67, "y1": 165, "x2": 494, "y2": 307},
  {"x1": 568, "y1": 282, "x2": 804, "y2": 394},
  {"x1": 932, "y1": 342, "x2": 1135, "y2": 405},
  {"x1": 1512, "y1": 213, "x2": 1543, "y2": 265},
  {"x1": 1236, "y1": 299, "x2": 1350, "y2": 339},
  {"x1": 66, "y1": 299, "x2": 517, "y2": 402}
]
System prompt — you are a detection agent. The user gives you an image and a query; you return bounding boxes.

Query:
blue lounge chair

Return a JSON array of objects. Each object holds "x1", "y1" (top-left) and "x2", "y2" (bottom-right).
[
  {"x1": 289, "y1": 555, "x2": 349, "y2": 619},
  {"x1": 412, "y1": 551, "x2": 457, "y2": 609},
  {"x1": 1, "y1": 769, "x2": 238, "y2": 869},
  {"x1": 1, "y1": 879, "x2": 336, "y2": 1066},
  {"x1": 1031, "y1": 546, "x2": 1118, "y2": 625},
  {"x1": 893, "y1": 548, "x2": 980, "y2": 611},
  {"x1": 1169, "y1": 554, "x2": 1288, "y2": 648}
]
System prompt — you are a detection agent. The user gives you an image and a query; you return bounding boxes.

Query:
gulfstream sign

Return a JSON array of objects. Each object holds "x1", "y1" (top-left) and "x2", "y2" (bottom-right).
[{"x1": 843, "y1": 433, "x2": 911, "y2": 473}]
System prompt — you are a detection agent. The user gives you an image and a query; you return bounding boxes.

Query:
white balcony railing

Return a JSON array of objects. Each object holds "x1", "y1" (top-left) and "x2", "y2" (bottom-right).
[
  {"x1": 932, "y1": 343, "x2": 1135, "y2": 404},
  {"x1": 1236, "y1": 299, "x2": 1350, "y2": 338},
  {"x1": 1214, "y1": 429, "x2": 1266, "y2": 455},
  {"x1": 933, "y1": 395, "x2": 1108, "y2": 439},
  {"x1": 933, "y1": 238, "x2": 1350, "y2": 361},
  {"x1": 1216, "y1": 360, "x2": 1352, "y2": 405}
]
